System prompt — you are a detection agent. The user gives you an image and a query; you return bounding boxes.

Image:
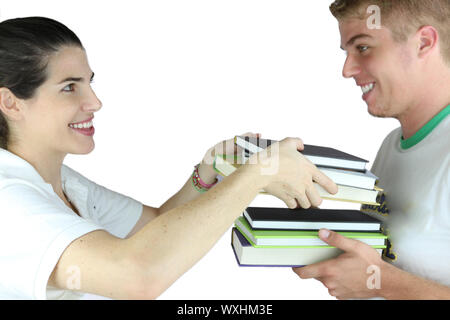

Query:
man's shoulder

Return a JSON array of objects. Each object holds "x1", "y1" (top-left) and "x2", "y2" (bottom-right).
[{"x1": 379, "y1": 126, "x2": 402, "y2": 149}]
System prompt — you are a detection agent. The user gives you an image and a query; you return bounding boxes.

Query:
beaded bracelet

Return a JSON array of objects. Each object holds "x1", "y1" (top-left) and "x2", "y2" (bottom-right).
[{"x1": 191, "y1": 163, "x2": 218, "y2": 193}]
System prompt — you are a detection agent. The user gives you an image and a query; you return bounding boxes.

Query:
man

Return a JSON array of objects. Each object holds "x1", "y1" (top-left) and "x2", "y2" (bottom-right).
[{"x1": 293, "y1": 0, "x2": 450, "y2": 299}]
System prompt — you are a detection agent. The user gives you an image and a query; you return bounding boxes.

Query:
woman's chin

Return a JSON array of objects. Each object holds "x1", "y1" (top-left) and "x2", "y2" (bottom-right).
[{"x1": 70, "y1": 142, "x2": 95, "y2": 155}]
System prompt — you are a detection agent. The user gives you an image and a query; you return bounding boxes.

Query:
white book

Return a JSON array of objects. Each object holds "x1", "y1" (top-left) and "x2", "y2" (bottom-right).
[
  {"x1": 234, "y1": 136, "x2": 368, "y2": 171},
  {"x1": 232, "y1": 228, "x2": 383, "y2": 267},
  {"x1": 314, "y1": 183, "x2": 380, "y2": 206},
  {"x1": 319, "y1": 167, "x2": 378, "y2": 190},
  {"x1": 235, "y1": 217, "x2": 387, "y2": 247},
  {"x1": 213, "y1": 155, "x2": 381, "y2": 206}
]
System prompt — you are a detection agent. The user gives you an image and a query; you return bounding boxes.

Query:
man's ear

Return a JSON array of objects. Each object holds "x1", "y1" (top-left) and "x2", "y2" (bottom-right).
[
  {"x1": 416, "y1": 25, "x2": 439, "y2": 59},
  {"x1": 0, "y1": 88, "x2": 23, "y2": 121}
]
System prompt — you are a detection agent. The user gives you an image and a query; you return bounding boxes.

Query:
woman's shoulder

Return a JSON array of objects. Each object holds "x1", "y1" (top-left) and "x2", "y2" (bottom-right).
[{"x1": 61, "y1": 164, "x2": 97, "y2": 188}]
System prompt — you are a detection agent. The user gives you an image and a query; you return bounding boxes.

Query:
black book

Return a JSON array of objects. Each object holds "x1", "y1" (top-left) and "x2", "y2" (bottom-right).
[
  {"x1": 243, "y1": 206, "x2": 382, "y2": 232},
  {"x1": 235, "y1": 136, "x2": 368, "y2": 172}
]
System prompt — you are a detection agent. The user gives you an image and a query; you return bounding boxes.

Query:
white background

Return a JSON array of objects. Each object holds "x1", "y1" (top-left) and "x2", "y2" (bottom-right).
[{"x1": 1, "y1": 1, "x2": 398, "y2": 299}]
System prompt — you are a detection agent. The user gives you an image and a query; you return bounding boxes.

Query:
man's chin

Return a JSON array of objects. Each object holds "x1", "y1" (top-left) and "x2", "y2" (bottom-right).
[{"x1": 367, "y1": 103, "x2": 388, "y2": 119}]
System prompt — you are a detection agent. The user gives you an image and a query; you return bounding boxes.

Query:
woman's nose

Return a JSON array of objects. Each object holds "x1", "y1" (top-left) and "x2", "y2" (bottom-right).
[{"x1": 82, "y1": 87, "x2": 102, "y2": 112}]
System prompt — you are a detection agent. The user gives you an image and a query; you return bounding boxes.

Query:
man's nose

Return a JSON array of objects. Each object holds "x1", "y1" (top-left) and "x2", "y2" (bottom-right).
[{"x1": 342, "y1": 54, "x2": 361, "y2": 79}]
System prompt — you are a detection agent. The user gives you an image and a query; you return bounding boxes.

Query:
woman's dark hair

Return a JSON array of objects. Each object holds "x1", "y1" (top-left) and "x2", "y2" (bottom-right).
[{"x1": 0, "y1": 16, "x2": 83, "y2": 149}]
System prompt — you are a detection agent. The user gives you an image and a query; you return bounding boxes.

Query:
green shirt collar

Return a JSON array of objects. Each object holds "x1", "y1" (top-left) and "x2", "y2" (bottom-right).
[{"x1": 401, "y1": 104, "x2": 450, "y2": 150}]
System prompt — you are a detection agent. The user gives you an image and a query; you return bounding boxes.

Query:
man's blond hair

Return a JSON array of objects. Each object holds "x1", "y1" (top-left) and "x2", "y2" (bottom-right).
[{"x1": 329, "y1": 0, "x2": 450, "y2": 64}]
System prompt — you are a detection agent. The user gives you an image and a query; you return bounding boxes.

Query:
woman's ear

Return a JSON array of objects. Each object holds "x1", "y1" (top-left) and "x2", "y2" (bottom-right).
[
  {"x1": 0, "y1": 88, "x2": 23, "y2": 121},
  {"x1": 416, "y1": 25, "x2": 439, "y2": 59}
]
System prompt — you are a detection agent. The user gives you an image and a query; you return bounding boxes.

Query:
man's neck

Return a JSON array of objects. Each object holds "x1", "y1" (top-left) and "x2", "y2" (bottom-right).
[
  {"x1": 398, "y1": 71, "x2": 450, "y2": 139},
  {"x1": 398, "y1": 102, "x2": 448, "y2": 140}
]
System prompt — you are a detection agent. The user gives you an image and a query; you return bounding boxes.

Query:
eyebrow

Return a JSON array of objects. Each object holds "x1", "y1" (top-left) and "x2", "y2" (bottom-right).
[
  {"x1": 340, "y1": 34, "x2": 373, "y2": 50},
  {"x1": 58, "y1": 72, "x2": 95, "y2": 84}
]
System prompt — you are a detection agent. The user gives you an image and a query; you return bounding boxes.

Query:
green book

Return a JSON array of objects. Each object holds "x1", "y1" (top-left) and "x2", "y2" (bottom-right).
[
  {"x1": 231, "y1": 228, "x2": 385, "y2": 267},
  {"x1": 235, "y1": 216, "x2": 387, "y2": 248}
]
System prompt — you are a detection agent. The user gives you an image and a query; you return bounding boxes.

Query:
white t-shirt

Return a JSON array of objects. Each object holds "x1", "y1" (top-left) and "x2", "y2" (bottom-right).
[
  {"x1": 361, "y1": 105, "x2": 450, "y2": 287},
  {"x1": 0, "y1": 149, "x2": 143, "y2": 300}
]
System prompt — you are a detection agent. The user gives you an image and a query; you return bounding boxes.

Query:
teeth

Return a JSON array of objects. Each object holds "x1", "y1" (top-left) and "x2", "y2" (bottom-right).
[
  {"x1": 361, "y1": 83, "x2": 375, "y2": 94},
  {"x1": 69, "y1": 121, "x2": 93, "y2": 129}
]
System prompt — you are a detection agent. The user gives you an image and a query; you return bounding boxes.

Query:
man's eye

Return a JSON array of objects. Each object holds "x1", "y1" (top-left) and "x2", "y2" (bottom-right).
[
  {"x1": 62, "y1": 84, "x2": 75, "y2": 92},
  {"x1": 357, "y1": 45, "x2": 369, "y2": 53}
]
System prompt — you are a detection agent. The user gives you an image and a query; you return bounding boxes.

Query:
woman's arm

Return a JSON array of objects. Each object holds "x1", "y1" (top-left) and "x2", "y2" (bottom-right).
[
  {"x1": 125, "y1": 161, "x2": 264, "y2": 298},
  {"x1": 158, "y1": 159, "x2": 218, "y2": 215},
  {"x1": 127, "y1": 158, "x2": 218, "y2": 238},
  {"x1": 49, "y1": 138, "x2": 337, "y2": 299},
  {"x1": 159, "y1": 133, "x2": 254, "y2": 214},
  {"x1": 50, "y1": 158, "x2": 263, "y2": 299},
  {"x1": 127, "y1": 138, "x2": 245, "y2": 238},
  {"x1": 124, "y1": 138, "x2": 337, "y2": 299},
  {"x1": 128, "y1": 135, "x2": 245, "y2": 238}
]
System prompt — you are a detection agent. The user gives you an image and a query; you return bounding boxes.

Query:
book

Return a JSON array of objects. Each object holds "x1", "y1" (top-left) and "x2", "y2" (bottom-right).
[
  {"x1": 318, "y1": 167, "x2": 378, "y2": 190},
  {"x1": 234, "y1": 136, "x2": 368, "y2": 172},
  {"x1": 231, "y1": 228, "x2": 384, "y2": 267},
  {"x1": 314, "y1": 183, "x2": 380, "y2": 206},
  {"x1": 235, "y1": 136, "x2": 275, "y2": 154},
  {"x1": 235, "y1": 216, "x2": 387, "y2": 247},
  {"x1": 243, "y1": 206, "x2": 382, "y2": 231},
  {"x1": 213, "y1": 154, "x2": 378, "y2": 190},
  {"x1": 213, "y1": 154, "x2": 381, "y2": 206}
]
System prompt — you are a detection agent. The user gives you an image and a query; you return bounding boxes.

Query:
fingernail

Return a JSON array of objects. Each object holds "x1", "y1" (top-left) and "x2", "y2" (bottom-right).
[{"x1": 319, "y1": 229, "x2": 330, "y2": 239}]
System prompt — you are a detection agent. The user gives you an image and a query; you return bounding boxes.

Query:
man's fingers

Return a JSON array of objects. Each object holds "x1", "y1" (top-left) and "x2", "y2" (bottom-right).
[
  {"x1": 293, "y1": 260, "x2": 328, "y2": 279},
  {"x1": 319, "y1": 229, "x2": 363, "y2": 253}
]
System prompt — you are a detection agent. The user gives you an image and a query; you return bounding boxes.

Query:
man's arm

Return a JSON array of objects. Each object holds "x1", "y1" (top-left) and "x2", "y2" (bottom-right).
[
  {"x1": 381, "y1": 262, "x2": 450, "y2": 300},
  {"x1": 293, "y1": 229, "x2": 450, "y2": 300}
]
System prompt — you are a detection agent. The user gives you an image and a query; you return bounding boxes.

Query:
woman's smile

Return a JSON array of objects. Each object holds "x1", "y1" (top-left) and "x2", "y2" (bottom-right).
[{"x1": 68, "y1": 116, "x2": 95, "y2": 136}]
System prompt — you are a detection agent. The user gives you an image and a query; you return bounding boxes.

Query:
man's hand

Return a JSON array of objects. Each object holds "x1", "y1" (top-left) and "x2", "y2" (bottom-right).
[{"x1": 292, "y1": 229, "x2": 387, "y2": 300}]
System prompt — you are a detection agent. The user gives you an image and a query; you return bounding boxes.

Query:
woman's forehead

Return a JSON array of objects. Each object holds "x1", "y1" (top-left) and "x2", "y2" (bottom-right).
[{"x1": 46, "y1": 46, "x2": 92, "y2": 82}]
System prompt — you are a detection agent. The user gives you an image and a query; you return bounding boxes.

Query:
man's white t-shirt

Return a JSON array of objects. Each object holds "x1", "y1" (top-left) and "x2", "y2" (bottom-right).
[
  {"x1": 362, "y1": 105, "x2": 450, "y2": 287},
  {"x1": 0, "y1": 149, "x2": 143, "y2": 299}
]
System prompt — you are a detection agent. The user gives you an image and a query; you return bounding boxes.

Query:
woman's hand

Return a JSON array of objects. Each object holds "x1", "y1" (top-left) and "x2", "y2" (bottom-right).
[
  {"x1": 198, "y1": 132, "x2": 261, "y2": 184},
  {"x1": 246, "y1": 137, "x2": 338, "y2": 209}
]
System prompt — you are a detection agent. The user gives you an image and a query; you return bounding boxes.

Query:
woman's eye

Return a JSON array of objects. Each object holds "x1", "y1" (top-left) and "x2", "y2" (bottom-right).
[{"x1": 62, "y1": 84, "x2": 75, "y2": 92}]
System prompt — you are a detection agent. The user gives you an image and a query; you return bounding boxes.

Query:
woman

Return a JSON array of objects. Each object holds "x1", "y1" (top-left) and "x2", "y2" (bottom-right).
[{"x1": 0, "y1": 17, "x2": 337, "y2": 299}]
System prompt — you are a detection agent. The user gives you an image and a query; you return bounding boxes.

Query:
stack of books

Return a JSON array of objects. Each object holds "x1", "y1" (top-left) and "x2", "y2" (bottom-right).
[
  {"x1": 231, "y1": 207, "x2": 386, "y2": 267},
  {"x1": 213, "y1": 136, "x2": 386, "y2": 267},
  {"x1": 232, "y1": 136, "x2": 382, "y2": 206}
]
